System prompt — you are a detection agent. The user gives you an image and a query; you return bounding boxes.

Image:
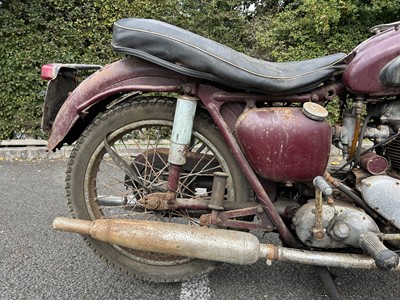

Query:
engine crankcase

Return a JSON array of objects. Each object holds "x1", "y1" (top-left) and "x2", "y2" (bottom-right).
[
  {"x1": 293, "y1": 200, "x2": 379, "y2": 248},
  {"x1": 359, "y1": 175, "x2": 400, "y2": 230}
]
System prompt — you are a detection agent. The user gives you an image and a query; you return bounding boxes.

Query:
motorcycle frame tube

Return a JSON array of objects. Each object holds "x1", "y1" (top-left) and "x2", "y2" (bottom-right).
[
  {"x1": 197, "y1": 85, "x2": 298, "y2": 247},
  {"x1": 46, "y1": 55, "x2": 345, "y2": 152},
  {"x1": 45, "y1": 59, "x2": 343, "y2": 246}
]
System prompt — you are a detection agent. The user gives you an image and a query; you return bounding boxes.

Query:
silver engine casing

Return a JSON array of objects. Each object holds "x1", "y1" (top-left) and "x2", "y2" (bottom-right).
[
  {"x1": 359, "y1": 175, "x2": 400, "y2": 230},
  {"x1": 293, "y1": 200, "x2": 379, "y2": 248}
]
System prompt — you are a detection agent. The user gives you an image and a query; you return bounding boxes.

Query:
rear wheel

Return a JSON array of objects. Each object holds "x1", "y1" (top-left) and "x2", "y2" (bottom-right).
[{"x1": 66, "y1": 97, "x2": 250, "y2": 282}]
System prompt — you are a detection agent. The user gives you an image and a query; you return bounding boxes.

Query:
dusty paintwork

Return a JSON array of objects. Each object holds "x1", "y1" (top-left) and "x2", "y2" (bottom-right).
[
  {"x1": 46, "y1": 57, "x2": 192, "y2": 151},
  {"x1": 359, "y1": 152, "x2": 389, "y2": 175},
  {"x1": 44, "y1": 19, "x2": 400, "y2": 287},
  {"x1": 344, "y1": 28, "x2": 400, "y2": 95},
  {"x1": 235, "y1": 108, "x2": 331, "y2": 182},
  {"x1": 197, "y1": 85, "x2": 298, "y2": 247}
]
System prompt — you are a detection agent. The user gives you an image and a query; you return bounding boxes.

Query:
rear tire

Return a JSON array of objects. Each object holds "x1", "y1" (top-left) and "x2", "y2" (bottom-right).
[{"x1": 66, "y1": 96, "x2": 250, "y2": 282}]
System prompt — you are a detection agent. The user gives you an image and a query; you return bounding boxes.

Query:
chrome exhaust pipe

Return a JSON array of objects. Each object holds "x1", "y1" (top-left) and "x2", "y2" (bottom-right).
[{"x1": 53, "y1": 217, "x2": 400, "y2": 271}]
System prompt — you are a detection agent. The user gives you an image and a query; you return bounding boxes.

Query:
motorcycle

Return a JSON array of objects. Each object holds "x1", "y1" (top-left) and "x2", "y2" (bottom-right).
[{"x1": 41, "y1": 18, "x2": 400, "y2": 297}]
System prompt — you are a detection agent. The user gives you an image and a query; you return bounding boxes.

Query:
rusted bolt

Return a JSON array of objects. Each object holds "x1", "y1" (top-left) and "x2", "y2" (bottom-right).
[
  {"x1": 311, "y1": 227, "x2": 325, "y2": 240},
  {"x1": 146, "y1": 198, "x2": 160, "y2": 210},
  {"x1": 165, "y1": 191, "x2": 176, "y2": 205},
  {"x1": 310, "y1": 94, "x2": 319, "y2": 102},
  {"x1": 199, "y1": 214, "x2": 211, "y2": 226}
]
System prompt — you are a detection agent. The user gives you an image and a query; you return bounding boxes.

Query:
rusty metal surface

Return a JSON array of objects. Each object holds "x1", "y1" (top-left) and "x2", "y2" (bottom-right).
[
  {"x1": 53, "y1": 216, "x2": 400, "y2": 272},
  {"x1": 197, "y1": 84, "x2": 298, "y2": 247},
  {"x1": 359, "y1": 152, "x2": 388, "y2": 175},
  {"x1": 302, "y1": 102, "x2": 328, "y2": 121},
  {"x1": 199, "y1": 206, "x2": 274, "y2": 231},
  {"x1": 274, "y1": 245, "x2": 400, "y2": 271},
  {"x1": 236, "y1": 107, "x2": 331, "y2": 182},
  {"x1": 209, "y1": 172, "x2": 228, "y2": 210},
  {"x1": 42, "y1": 70, "x2": 78, "y2": 132},
  {"x1": 167, "y1": 163, "x2": 182, "y2": 193},
  {"x1": 211, "y1": 82, "x2": 345, "y2": 104},
  {"x1": 53, "y1": 217, "x2": 262, "y2": 265},
  {"x1": 47, "y1": 57, "x2": 191, "y2": 151},
  {"x1": 139, "y1": 192, "x2": 176, "y2": 210},
  {"x1": 325, "y1": 171, "x2": 379, "y2": 219},
  {"x1": 312, "y1": 189, "x2": 325, "y2": 240},
  {"x1": 130, "y1": 147, "x2": 221, "y2": 196},
  {"x1": 139, "y1": 196, "x2": 256, "y2": 211}
]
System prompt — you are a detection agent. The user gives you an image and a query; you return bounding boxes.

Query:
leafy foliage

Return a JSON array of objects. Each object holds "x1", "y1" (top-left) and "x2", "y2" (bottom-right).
[
  {"x1": 252, "y1": 0, "x2": 400, "y2": 61},
  {"x1": 0, "y1": 0, "x2": 399, "y2": 138}
]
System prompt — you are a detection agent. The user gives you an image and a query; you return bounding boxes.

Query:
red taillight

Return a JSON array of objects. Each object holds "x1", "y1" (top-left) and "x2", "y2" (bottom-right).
[{"x1": 41, "y1": 64, "x2": 56, "y2": 80}]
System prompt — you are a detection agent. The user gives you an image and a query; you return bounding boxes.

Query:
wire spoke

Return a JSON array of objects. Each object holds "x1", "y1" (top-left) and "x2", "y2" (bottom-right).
[{"x1": 85, "y1": 115, "x2": 234, "y2": 265}]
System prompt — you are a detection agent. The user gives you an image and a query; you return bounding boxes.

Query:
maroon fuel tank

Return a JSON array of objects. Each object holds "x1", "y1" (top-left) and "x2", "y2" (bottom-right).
[
  {"x1": 343, "y1": 28, "x2": 400, "y2": 96},
  {"x1": 235, "y1": 107, "x2": 331, "y2": 182}
]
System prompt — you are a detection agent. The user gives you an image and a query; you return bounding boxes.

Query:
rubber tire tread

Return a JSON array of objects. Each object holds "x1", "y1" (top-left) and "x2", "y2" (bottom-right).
[{"x1": 65, "y1": 97, "x2": 250, "y2": 282}]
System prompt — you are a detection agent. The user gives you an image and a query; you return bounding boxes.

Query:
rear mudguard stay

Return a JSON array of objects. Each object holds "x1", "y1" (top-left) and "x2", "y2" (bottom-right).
[{"x1": 47, "y1": 57, "x2": 193, "y2": 151}]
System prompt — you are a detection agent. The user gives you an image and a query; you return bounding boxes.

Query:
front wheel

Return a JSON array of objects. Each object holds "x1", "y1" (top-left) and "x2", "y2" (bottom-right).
[{"x1": 66, "y1": 96, "x2": 250, "y2": 282}]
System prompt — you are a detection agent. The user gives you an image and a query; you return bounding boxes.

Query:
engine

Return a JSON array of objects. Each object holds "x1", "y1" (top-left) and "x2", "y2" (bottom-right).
[
  {"x1": 293, "y1": 200, "x2": 379, "y2": 249},
  {"x1": 387, "y1": 136, "x2": 400, "y2": 171},
  {"x1": 293, "y1": 99, "x2": 400, "y2": 249}
]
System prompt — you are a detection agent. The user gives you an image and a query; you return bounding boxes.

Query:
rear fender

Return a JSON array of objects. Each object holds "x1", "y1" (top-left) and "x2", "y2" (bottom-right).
[
  {"x1": 41, "y1": 64, "x2": 102, "y2": 132},
  {"x1": 47, "y1": 57, "x2": 192, "y2": 151}
]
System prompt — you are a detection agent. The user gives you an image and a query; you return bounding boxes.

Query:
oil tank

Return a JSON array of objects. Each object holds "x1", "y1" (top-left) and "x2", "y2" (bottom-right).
[{"x1": 235, "y1": 107, "x2": 331, "y2": 182}]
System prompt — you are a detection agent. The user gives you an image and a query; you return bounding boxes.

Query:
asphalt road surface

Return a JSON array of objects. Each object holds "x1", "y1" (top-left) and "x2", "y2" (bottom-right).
[{"x1": 1, "y1": 159, "x2": 400, "y2": 300}]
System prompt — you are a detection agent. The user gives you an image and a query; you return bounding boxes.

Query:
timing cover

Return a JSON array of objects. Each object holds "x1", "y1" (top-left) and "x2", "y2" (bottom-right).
[
  {"x1": 360, "y1": 175, "x2": 400, "y2": 229},
  {"x1": 293, "y1": 200, "x2": 379, "y2": 249}
]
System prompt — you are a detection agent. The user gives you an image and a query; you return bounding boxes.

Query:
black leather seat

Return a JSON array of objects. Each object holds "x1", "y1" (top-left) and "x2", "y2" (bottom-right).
[{"x1": 112, "y1": 18, "x2": 347, "y2": 95}]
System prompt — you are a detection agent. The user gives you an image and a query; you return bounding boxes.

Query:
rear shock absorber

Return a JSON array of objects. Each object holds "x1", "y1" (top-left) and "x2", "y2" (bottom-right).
[{"x1": 167, "y1": 95, "x2": 198, "y2": 193}]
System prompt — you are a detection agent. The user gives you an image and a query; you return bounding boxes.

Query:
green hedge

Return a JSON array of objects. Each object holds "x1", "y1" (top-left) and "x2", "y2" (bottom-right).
[
  {"x1": 252, "y1": 0, "x2": 400, "y2": 61},
  {"x1": 0, "y1": 0, "x2": 252, "y2": 139},
  {"x1": 0, "y1": 0, "x2": 399, "y2": 139}
]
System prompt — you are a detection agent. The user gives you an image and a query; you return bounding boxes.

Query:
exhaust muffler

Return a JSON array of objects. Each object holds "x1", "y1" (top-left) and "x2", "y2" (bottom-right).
[
  {"x1": 53, "y1": 217, "x2": 269, "y2": 264},
  {"x1": 53, "y1": 217, "x2": 400, "y2": 271}
]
